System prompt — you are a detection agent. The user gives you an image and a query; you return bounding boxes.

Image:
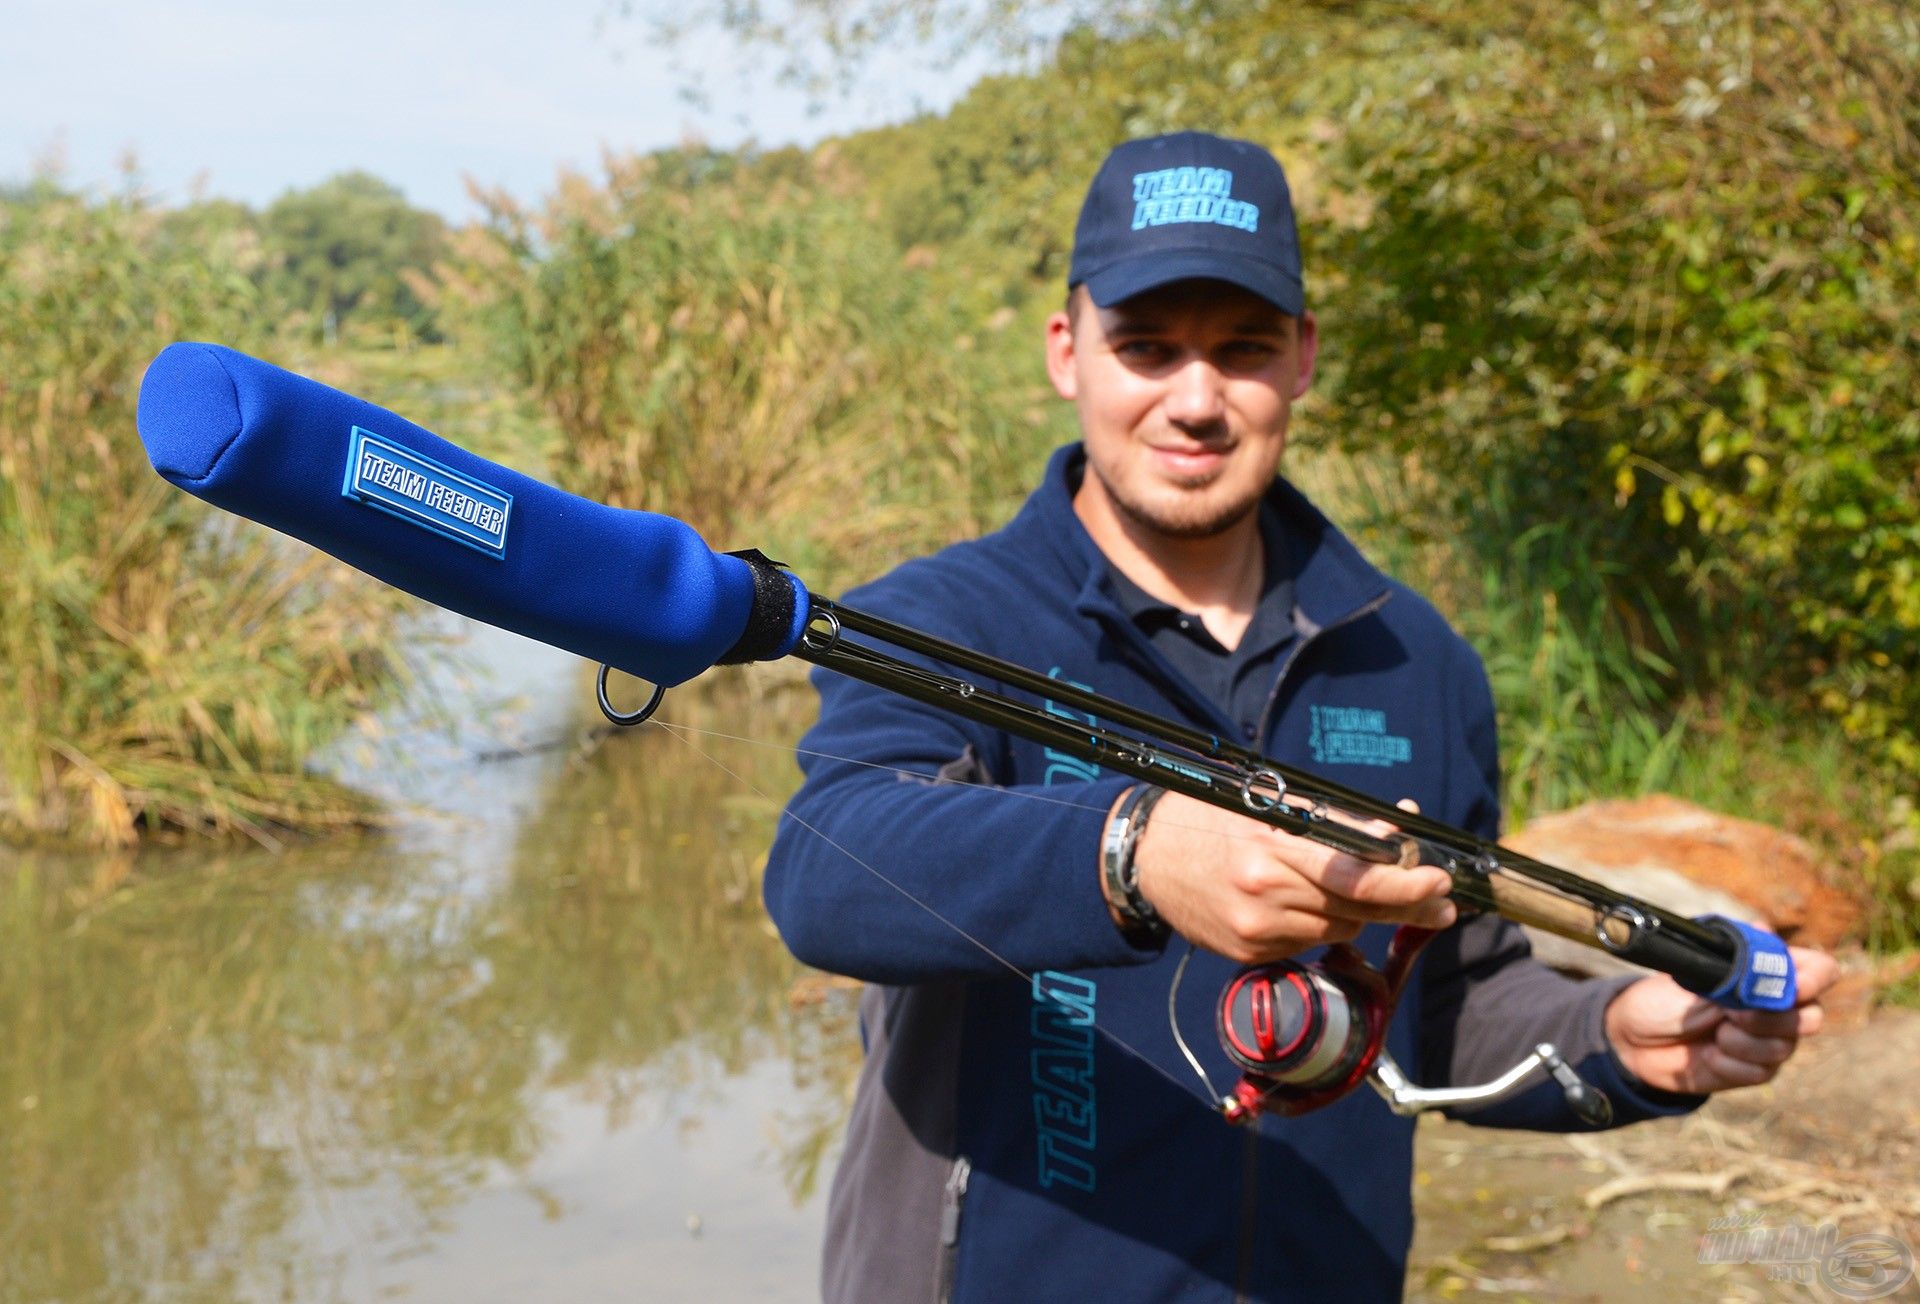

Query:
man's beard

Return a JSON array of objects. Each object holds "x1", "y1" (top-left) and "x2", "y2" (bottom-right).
[{"x1": 1098, "y1": 463, "x2": 1263, "y2": 540}]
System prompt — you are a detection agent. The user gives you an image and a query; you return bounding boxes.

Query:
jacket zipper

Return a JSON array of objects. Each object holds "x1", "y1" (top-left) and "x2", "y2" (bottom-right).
[
  {"x1": 1233, "y1": 1129, "x2": 1261, "y2": 1302},
  {"x1": 1092, "y1": 587, "x2": 1394, "y2": 753},
  {"x1": 1252, "y1": 590, "x2": 1392, "y2": 747},
  {"x1": 1090, "y1": 577, "x2": 1395, "y2": 1296},
  {"x1": 936, "y1": 1155, "x2": 971, "y2": 1303},
  {"x1": 1233, "y1": 588, "x2": 1391, "y2": 1299}
]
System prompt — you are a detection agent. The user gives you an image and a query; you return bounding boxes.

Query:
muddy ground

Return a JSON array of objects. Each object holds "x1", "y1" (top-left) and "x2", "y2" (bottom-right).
[{"x1": 1407, "y1": 1001, "x2": 1920, "y2": 1301}]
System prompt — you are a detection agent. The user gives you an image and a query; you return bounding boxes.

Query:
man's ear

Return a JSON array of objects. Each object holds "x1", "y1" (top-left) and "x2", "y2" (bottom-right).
[
  {"x1": 1044, "y1": 310, "x2": 1079, "y2": 401},
  {"x1": 1292, "y1": 310, "x2": 1321, "y2": 401}
]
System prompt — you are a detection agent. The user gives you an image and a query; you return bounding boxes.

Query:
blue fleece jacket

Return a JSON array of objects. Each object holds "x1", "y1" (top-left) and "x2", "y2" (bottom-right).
[{"x1": 764, "y1": 444, "x2": 1701, "y2": 1303}]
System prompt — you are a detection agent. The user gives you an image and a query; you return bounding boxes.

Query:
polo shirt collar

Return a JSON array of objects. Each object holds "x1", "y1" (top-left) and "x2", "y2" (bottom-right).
[{"x1": 1011, "y1": 442, "x2": 1394, "y2": 636}]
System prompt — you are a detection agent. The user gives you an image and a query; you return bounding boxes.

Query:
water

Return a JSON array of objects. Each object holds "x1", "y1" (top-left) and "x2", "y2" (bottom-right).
[
  {"x1": 0, "y1": 619, "x2": 855, "y2": 1302},
  {"x1": 5, "y1": 618, "x2": 1846, "y2": 1301}
]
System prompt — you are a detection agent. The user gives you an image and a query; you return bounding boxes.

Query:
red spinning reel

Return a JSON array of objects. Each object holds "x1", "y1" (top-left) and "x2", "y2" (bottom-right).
[{"x1": 1212, "y1": 925, "x2": 1612, "y2": 1127}]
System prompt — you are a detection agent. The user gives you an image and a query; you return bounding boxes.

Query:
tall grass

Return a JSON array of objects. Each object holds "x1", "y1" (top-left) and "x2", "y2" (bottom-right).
[
  {"x1": 0, "y1": 186, "x2": 406, "y2": 845},
  {"x1": 448, "y1": 150, "x2": 1060, "y2": 589}
]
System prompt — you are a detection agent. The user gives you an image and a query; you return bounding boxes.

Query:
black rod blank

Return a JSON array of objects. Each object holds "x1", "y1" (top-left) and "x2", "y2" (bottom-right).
[{"x1": 793, "y1": 598, "x2": 1734, "y2": 994}]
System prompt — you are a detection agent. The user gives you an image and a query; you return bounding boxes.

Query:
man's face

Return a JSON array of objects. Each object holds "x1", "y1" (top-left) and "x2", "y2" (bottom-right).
[{"x1": 1044, "y1": 279, "x2": 1318, "y2": 540}]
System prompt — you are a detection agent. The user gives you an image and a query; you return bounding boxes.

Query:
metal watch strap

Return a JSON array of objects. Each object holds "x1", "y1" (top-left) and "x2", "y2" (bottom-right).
[{"x1": 1102, "y1": 784, "x2": 1169, "y2": 945}]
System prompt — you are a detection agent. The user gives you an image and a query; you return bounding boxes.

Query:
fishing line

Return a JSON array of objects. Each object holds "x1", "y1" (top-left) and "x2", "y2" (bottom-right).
[
  {"x1": 647, "y1": 717, "x2": 1221, "y2": 1111},
  {"x1": 648, "y1": 714, "x2": 1347, "y2": 855}
]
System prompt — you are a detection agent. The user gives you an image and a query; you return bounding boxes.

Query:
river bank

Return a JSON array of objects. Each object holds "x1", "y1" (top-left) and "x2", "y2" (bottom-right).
[{"x1": 1411, "y1": 995, "x2": 1920, "y2": 1301}]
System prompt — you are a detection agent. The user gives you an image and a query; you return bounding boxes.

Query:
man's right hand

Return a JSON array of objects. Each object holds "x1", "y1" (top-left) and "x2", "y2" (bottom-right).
[{"x1": 1119, "y1": 791, "x2": 1458, "y2": 964}]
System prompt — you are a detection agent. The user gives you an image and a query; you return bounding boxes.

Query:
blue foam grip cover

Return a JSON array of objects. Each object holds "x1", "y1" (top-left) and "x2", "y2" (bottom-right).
[{"x1": 137, "y1": 342, "x2": 805, "y2": 686}]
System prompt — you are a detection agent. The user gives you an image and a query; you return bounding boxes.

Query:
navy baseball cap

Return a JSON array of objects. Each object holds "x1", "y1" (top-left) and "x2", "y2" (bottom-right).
[{"x1": 1068, "y1": 131, "x2": 1303, "y2": 315}]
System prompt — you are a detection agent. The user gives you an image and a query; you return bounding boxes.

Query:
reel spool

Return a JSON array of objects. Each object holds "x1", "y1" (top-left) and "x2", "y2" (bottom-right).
[
  {"x1": 1220, "y1": 959, "x2": 1372, "y2": 1088},
  {"x1": 1215, "y1": 938, "x2": 1403, "y2": 1123}
]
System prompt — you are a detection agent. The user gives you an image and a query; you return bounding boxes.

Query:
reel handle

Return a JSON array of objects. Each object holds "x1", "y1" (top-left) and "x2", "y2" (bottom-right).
[{"x1": 1368, "y1": 1043, "x2": 1613, "y2": 1126}]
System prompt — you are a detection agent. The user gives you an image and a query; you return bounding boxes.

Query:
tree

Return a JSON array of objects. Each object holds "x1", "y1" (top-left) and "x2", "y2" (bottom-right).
[{"x1": 261, "y1": 171, "x2": 445, "y2": 338}]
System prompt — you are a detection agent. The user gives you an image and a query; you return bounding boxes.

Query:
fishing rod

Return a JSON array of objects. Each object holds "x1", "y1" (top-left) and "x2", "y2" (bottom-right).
[
  {"x1": 135, "y1": 342, "x2": 1800, "y2": 1129},
  {"x1": 769, "y1": 597, "x2": 1747, "y2": 1124}
]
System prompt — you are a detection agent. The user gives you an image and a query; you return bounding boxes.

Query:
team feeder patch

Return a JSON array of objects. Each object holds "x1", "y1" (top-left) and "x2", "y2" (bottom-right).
[
  {"x1": 1129, "y1": 166, "x2": 1259, "y2": 233},
  {"x1": 342, "y1": 426, "x2": 512, "y2": 559},
  {"x1": 1308, "y1": 704, "x2": 1413, "y2": 768}
]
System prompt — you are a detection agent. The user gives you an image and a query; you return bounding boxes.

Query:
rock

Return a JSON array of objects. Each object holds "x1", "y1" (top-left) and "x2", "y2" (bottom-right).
[
  {"x1": 1821, "y1": 951, "x2": 1920, "y2": 1028},
  {"x1": 1502, "y1": 795, "x2": 1860, "y2": 981}
]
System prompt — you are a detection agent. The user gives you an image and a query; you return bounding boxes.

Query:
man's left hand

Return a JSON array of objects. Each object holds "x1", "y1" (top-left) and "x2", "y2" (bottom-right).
[{"x1": 1603, "y1": 946, "x2": 1838, "y2": 1095}]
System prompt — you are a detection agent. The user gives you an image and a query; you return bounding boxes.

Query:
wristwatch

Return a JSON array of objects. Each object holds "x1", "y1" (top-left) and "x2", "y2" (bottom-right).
[{"x1": 1102, "y1": 784, "x2": 1170, "y2": 946}]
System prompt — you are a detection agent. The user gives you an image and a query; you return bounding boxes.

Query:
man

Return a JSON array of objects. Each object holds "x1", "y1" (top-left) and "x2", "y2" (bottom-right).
[{"x1": 764, "y1": 131, "x2": 1834, "y2": 1302}]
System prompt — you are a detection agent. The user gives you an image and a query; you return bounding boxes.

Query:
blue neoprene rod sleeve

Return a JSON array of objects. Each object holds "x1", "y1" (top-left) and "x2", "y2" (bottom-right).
[{"x1": 137, "y1": 342, "x2": 806, "y2": 686}]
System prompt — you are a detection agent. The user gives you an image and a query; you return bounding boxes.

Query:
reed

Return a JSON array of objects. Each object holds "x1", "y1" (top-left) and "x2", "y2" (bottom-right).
[
  {"x1": 449, "y1": 151, "x2": 1055, "y2": 591},
  {"x1": 0, "y1": 186, "x2": 406, "y2": 845}
]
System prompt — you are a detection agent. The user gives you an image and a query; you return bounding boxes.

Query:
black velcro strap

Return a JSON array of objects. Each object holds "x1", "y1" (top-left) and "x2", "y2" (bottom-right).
[{"x1": 718, "y1": 548, "x2": 799, "y2": 665}]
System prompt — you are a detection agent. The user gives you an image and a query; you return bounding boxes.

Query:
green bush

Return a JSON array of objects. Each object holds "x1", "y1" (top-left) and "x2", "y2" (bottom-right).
[
  {"x1": 1325, "y1": 0, "x2": 1920, "y2": 777},
  {"x1": 0, "y1": 187, "x2": 405, "y2": 845},
  {"x1": 772, "y1": 0, "x2": 1920, "y2": 800}
]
